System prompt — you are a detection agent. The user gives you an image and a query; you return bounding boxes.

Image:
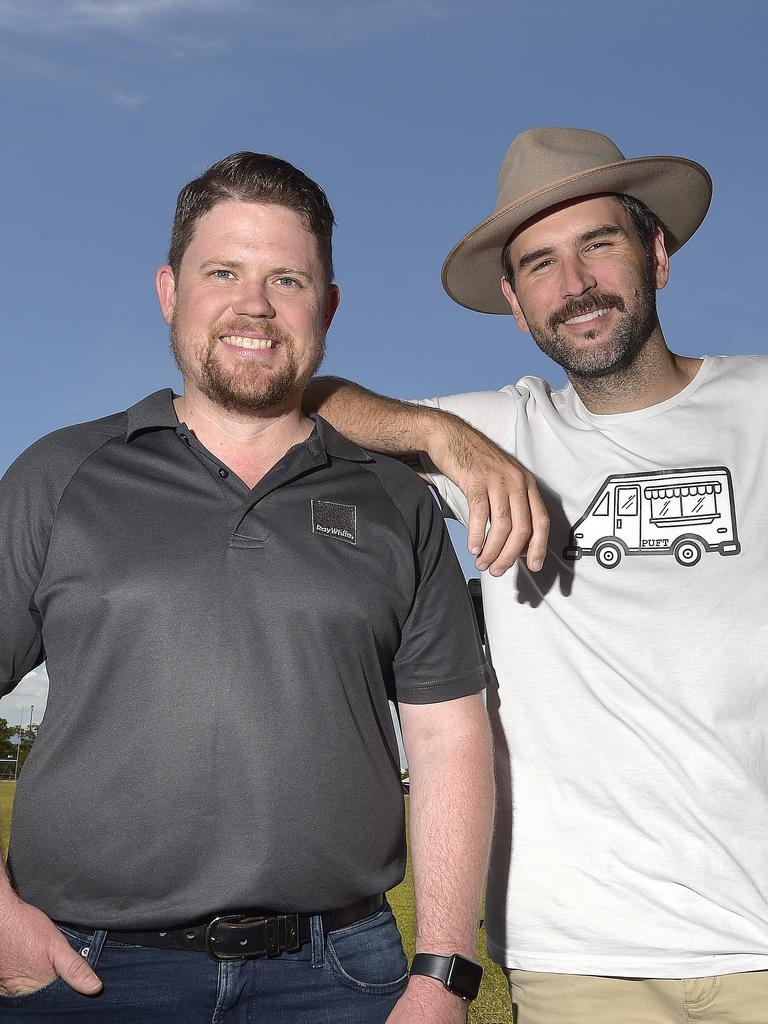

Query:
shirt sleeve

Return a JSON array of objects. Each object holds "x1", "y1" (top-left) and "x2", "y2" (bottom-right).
[
  {"x1": 0, "y1": 444, "x2": 54, "y2": 695},
  {"x1": 415, "y1": 390, "x2": 521, "y2": 529},
  {"x1": 391, "y1": 484, "x2": 490, "y2": 705},
  {"x1": 1, "y1": 417, "x2": 122, "y2": 697}
]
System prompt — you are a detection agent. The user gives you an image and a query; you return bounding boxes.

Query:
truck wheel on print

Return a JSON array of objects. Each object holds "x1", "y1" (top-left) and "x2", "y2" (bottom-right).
[
  {"x1": 595, "y1": 540, "x2": 624, "y2": 568},
  {"x1": 672, "y1": 536, "x2": 704, "y2": 567}
]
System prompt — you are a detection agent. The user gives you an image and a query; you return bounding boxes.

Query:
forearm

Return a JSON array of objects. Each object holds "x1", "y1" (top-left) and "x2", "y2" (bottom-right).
[
  {"x1": 403, "y1": 697, "x2": 495, "y2": 958},
  {"x1": 303, "y1": 376, "x2": 453, "y2": 459}
]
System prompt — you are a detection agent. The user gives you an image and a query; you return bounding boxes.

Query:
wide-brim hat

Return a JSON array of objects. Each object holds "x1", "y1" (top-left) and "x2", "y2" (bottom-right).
[{"x1": 441, "y1": 127, "x2": 712, "y2": 315}]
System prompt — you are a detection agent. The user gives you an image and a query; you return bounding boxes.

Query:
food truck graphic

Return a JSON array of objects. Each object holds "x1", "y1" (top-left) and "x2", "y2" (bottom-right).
[{"x1": 563, "y1": 467, "x2": 740, "y2": 568}]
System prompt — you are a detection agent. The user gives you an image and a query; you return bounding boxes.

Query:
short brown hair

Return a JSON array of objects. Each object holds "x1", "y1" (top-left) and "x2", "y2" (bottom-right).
[{"x1": 168, "y1": 152, "x2": 335, "y2": 283}]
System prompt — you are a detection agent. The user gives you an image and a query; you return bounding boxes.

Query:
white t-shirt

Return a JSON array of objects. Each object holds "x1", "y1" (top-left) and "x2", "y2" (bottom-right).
[{"x1": 423, "y1": 354, "x2": 768, "y2": 978}]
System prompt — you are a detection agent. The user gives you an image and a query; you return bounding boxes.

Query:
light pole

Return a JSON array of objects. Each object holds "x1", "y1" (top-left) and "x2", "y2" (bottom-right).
[
  {"x1": 12, "y1": 706, "x2": 36, "y2": 782},
  {"x1": 13, "y1": 706, "x2": 25, "y2": 782}
]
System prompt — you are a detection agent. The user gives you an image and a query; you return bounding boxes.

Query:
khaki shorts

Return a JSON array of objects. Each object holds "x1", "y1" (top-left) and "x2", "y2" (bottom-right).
[{"x1": 505, "y1": 968, "x2": 768, "y2": 1024}]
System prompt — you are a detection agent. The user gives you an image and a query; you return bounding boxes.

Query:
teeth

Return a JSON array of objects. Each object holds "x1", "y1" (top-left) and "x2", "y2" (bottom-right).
[
  {"x1": 221, "y1": 336, "x2": 274, "y2": 349},
  {"x1": 564, "y1": 309, "x2": 609, "y2": 325}
]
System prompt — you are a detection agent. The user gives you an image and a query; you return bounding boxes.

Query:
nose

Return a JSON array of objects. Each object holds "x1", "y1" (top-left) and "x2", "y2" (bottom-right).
[
  {"x1": 233, "y1": 279, "x2": 275, "y2": 318},
  {"x1": 560, "y1": 254, "x2": 597, "y2": 299}
]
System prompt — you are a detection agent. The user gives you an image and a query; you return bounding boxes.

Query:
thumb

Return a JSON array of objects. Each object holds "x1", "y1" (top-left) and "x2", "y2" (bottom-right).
[{"x1": 51, "y1": 938, "x2": 103, "y2": 995}]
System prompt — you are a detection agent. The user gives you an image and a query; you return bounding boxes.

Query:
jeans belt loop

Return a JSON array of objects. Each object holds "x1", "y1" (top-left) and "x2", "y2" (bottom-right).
[{"x1": 310, "y1": 914, "x2": 325, "y2": 968}]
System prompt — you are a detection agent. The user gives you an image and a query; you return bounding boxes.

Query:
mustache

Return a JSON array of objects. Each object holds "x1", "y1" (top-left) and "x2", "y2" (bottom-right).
[
  {"x1": 209, "y1": 318, "x2": 290, "y2": 344},
  {"x1": 548, "y1": 293, "x2": 626, "y2": 331}
]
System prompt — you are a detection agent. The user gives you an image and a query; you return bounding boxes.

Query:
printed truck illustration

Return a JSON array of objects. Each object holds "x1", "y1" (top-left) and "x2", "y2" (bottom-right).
[{"x1": 563, "y1": 467, "x2": 740, "y2": 568}]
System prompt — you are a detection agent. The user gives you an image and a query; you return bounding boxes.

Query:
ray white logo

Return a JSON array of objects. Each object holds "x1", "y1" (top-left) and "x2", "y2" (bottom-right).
[{"x1": 311, "y1": 500, "x2": 357, "y2": 545}]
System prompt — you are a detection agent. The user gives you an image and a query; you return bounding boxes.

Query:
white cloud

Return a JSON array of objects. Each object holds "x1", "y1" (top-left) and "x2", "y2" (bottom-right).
[
  {"x1": 112, "y1": 90, "x2": 148, "y2": 107},
  {"x1": 0, "y1": 0, "x2": 235, "y2": 30},
  {"x1": 70, "y1": 0, "x2": 237, "y2": 27},
  {"x1": 0, "y1": 665, "x2": 49, "y2": 729},
  {"x1": 0, "y1": 0, "x2": 470, "y2": 108},
  {"x1": 0, "y1": 0, "x2": 460, "y2": 44}
]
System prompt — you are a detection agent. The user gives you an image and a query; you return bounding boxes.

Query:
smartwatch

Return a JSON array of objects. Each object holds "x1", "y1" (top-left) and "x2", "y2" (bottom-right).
[{"x1": 410, "y1": 952, "x2": 483, "y2": 1001}]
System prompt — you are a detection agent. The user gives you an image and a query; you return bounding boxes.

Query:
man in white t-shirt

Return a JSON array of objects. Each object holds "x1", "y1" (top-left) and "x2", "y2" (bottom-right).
[{"x1": 306, "y1": 128, "x2": 768, "y2": 1023}]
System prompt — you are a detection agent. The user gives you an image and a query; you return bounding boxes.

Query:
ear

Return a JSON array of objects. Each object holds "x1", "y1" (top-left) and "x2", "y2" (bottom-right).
[
  {"x1": 501, "y1": 277, "x2": 531, "y2": 333},
  {"x1": 155, "y1": 265, "x2": 177, "y2": 325},
  {"x1": 324, "y1": 284, "x2": 341, "y2": 330},
  {"x1": 652, "y1": 226, "x2": 670, "y2": 291}
]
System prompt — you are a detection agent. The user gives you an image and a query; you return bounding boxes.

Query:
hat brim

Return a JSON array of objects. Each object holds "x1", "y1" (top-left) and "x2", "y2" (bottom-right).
[{"x1": 441, "y1": 156, "x2": 712, "y2": 315}]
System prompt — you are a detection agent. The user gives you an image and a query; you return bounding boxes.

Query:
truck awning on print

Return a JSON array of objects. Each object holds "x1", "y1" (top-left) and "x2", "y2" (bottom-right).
[{"x1": 644, "y1": 481, "x2": 722, "y2": 498}]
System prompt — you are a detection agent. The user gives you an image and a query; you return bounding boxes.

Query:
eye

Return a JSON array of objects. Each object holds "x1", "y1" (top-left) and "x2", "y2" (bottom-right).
[
  {"x1": 212, "y1": 269, "x2": 235, "y2": 280},
  {"x1": 531, "y1": 259, "x2": 554, "y2": 273},
  {"x1": 586, "y1": 241, "x2": 611, "y2": 251},
  {"x1": 275, "y1": 276, "x2": 300, "y2": 288}
]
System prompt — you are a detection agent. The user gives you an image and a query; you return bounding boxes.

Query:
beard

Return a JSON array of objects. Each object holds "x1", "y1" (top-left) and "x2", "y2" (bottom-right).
[
  {"x1": 524, "y1": 262, "x2": 658, "y2": 380},
  {"x1": 170, "y1": 316, "x2": 326, "y2": 415}
]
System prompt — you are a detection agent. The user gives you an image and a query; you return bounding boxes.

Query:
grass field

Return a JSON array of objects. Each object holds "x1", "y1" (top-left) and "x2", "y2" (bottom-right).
[
  {"x1": 0, "y1": 783, "x2": 511, "y2": 1022},
  {"x1": 0, "y1": 781, "x2": 13, "y2": 858}
]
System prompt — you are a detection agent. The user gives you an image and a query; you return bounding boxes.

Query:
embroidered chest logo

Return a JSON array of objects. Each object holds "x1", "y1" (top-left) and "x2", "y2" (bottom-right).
[
  {"x1": 311, "y1": 500, "x2": 357, "y2": 545},
  {"x1": 563, "y1": 466, "x2": 741, "y2": 569}
]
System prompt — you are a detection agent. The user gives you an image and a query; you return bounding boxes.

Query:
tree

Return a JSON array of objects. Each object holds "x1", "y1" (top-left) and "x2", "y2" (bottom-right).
[
  {"x1": 0, "y1": 719, "x2": 16, "y2": 759},
  {"x1": 0, "y1": 720, "x2": 39, "y2": 775},
  {"x1": 14, "y1": 723, "x2": 38, "y2": 773}
]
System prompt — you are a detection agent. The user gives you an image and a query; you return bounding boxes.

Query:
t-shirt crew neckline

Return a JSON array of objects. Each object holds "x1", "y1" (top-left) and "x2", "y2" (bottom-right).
[{"x1": 569, "y1": 355, "x2": 715, "y2": 426}]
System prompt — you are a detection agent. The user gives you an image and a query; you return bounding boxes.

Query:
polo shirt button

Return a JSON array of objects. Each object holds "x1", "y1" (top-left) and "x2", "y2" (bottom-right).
[
  {"x1": 218, "y1": 468, "x2": 229, "y2": 478},
  {"x1": 179, "y1": 433, "x2": 189, "y2": 444}
]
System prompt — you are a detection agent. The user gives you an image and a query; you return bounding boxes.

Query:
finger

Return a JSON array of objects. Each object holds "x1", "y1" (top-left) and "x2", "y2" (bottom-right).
[
  {"x1": 466, "y1": 490, "x2": 491, "y2": 558},
  {"x1": 523, "y1": 478, "x2": 550, "y2": 572},
  {"x1": 486, "y1": 504, "x2": 533, "y2": 576},
  {"x1": 478, "y1": 469, "x2": 533, "y2": 571},
  {"x1": 0, "y1": 973, "x2": 57, "y2": 997},
  {"x1": 475, "y1": 492, "x2": 519, "y2": 572},
  {"x1": 51, "y1": 938, "x2": 103, "y2": 995}
]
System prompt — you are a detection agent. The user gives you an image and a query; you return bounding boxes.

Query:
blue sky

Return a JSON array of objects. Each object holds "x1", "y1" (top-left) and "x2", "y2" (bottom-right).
[{"x1": 1, "y1": 0, "x2": 766, "y2": 727}]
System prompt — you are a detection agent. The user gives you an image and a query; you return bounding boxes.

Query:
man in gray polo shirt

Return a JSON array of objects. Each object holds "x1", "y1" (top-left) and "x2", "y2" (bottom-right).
[{"x1": 0, "y1": 153, "x2": 494, "y2": 1023}]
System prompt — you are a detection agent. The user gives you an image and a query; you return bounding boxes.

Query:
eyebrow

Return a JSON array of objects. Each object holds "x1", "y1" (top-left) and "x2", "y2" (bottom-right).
[
  {"x1": 517, "y1": 246, "x2": 555, "y2": 271},
  {"x1": 199, "y1": 258, "x2": 242, "y2": 271},
  {"x1": 580, "y1": 224, "x2": 625, "y2": 243},
  {"x1": 271, "y1": 266, "x2": 313, "y2": 281},
  {"x1": 516, "y1": 224, "x2": 627, "y2": 272}
]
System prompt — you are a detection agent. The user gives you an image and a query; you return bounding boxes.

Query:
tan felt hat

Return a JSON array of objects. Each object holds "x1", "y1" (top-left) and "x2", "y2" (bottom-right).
[{"x1": 441, "y1": 127, "x2": 712, "y2": 315}]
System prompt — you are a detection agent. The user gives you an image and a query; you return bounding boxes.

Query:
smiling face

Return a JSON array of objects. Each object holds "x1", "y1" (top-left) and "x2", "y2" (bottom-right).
[
  {"x1": 156, "y1": 200, "x2": 339, "y2": 416},
  {"x1": 501, "y1": 195, "x2": 668, "y2": 379}
]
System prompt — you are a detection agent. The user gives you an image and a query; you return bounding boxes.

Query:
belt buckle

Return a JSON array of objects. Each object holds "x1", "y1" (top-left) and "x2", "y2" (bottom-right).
[
  {"x1": 205, "y1": 914, "x2": 301, "y2": 961},
  {"x1": 206, "y1": 915, "x2": 246, "y2": 961}
]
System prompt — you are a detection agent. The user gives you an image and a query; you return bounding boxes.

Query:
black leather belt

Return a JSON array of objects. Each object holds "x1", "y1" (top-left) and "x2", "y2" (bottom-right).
[{"x1": 61, "y1": 894, "x2": 384, "y2": 962}]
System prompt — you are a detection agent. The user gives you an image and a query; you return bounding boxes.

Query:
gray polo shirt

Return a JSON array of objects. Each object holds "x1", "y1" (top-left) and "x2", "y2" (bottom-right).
[{"x1": 1, "y1": 390, "x2": 487, "y2": 928}]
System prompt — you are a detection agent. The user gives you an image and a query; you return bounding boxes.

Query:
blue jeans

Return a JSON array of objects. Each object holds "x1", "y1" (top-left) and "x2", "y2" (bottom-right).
[{"x1": 0, "y1": 903, "x2": 408, "y2": 1022}]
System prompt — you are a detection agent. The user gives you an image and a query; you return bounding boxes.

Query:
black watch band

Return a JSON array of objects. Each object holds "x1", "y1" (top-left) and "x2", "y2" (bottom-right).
[{"x1": 410, "y1": 952, "x2": 483, "y2": 1001}]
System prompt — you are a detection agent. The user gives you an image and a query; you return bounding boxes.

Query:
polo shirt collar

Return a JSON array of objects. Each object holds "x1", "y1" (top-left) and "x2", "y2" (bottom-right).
[
  {"x1": 124, "y1": 389, "x2": 179, "y2": 440},
  {"x1": 123, "y1": 390, "x2": 375, "y2": 464},
  {"x1": 309, "y1": 415, "x2": 374, "y2": 464}
]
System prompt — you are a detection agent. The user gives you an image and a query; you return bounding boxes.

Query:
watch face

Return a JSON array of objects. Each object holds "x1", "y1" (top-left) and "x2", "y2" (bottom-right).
[{"x1": 446, "y1": 956, "x2": 482, "y2": 998}]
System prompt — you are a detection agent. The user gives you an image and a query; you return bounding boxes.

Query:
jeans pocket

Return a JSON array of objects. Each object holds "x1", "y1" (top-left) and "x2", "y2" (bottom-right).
[{"x1": 325, "y1": 904, "x2": 408, "y2": 994}]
